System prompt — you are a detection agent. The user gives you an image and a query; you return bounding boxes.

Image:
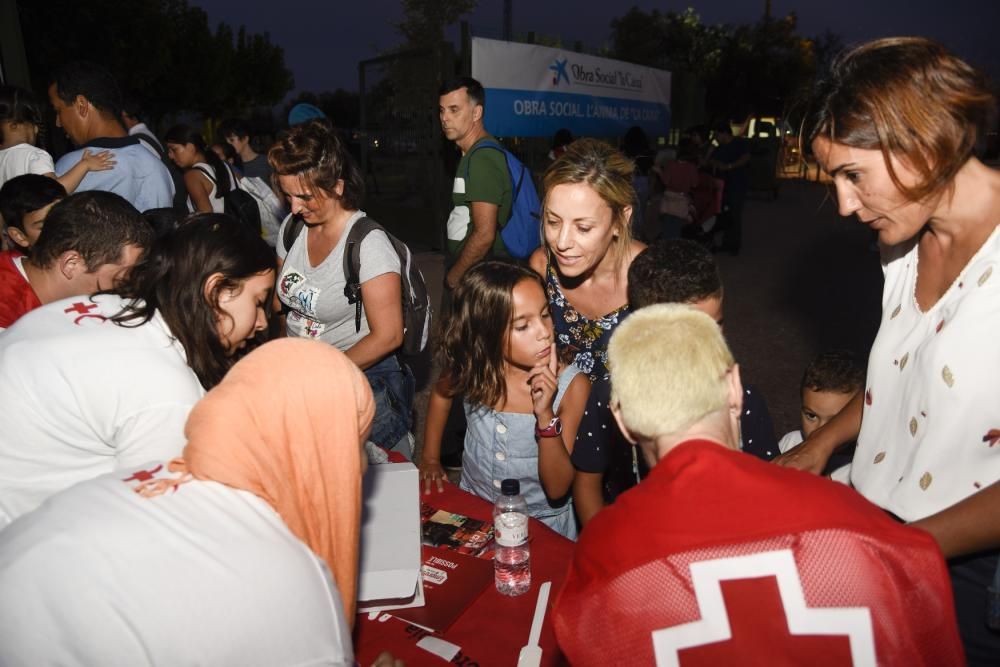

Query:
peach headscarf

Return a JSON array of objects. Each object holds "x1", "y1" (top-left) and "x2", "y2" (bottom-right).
[{"x1": 181, "y1": 337, "x2": 374, "y2": 622}]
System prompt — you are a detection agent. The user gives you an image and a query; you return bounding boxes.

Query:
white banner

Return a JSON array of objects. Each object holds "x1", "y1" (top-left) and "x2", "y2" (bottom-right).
[{"x1": 471, "y1": 37, "x2": 671, "y2": 138}]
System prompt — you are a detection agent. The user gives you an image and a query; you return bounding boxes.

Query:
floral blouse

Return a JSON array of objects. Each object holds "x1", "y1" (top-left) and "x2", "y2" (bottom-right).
[{"x1": 545, "y1": 265, "x2": 630, "y2": 382}]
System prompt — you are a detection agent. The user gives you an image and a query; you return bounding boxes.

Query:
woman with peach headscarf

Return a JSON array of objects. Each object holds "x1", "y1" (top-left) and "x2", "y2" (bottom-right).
[{"x1": 0, "y1": 338, "x2": 372, "y2": 666}]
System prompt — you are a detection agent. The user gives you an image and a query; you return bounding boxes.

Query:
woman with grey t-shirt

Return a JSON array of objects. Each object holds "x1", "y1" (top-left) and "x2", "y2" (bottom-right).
[{"x1": 269, "y1": 121, "x2": 414, "y2": 456}]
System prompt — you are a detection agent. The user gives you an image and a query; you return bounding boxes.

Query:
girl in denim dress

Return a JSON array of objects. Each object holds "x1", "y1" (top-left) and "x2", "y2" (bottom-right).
[{"x1": 418, "y1": 262, "x2": 590, "y2": 540}]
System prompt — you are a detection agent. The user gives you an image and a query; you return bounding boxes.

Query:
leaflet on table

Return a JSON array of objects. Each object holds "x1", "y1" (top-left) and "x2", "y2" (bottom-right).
[
  {"x1": 357, "y1": 463, "x2": 423, "y2": 613},
  {"x1": 392, "y1": 545, "x2": 494, "y2": 632},
  {"x1": 421, "y1": 502, "x2": 496, "y2": 558}
]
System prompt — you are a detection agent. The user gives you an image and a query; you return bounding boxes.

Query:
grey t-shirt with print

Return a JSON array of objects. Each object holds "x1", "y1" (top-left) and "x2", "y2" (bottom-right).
[{"x1": 276, "y1": 210, "x2": 401, "y2": 350}]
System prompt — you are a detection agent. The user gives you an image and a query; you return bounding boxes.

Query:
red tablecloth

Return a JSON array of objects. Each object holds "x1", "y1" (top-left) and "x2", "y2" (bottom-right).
[{"x1": 353, "y1": 481, "x2": 573, "y2": 666}]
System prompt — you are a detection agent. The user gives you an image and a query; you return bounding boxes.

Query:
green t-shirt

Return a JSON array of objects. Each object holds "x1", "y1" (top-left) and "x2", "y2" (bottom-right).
[{"x1": 446, "y1": 136, "x2": 512, "y2": 258}]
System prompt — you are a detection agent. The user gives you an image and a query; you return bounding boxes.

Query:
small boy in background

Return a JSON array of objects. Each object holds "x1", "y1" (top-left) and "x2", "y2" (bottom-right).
[
  {"x1": 0, "y1": 174, "x2": 66, "y2": 253},
  {"x1": 778, "y1": 350, "x2": 865, "y2": 479},
  {"x1": 217, "y1": 118, "x2": 271, "y2": 182}
]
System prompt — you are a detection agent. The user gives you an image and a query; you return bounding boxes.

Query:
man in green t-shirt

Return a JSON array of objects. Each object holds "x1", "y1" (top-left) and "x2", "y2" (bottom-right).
[
  {"x1": 438, "y1": 77, "x2": 512, "y2": 291},
  {"x1": 435, "y1": 78, "x2": 513, "y2": 470}
]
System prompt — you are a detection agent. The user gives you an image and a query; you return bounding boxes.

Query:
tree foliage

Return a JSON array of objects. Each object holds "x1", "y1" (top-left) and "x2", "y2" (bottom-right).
[
  {"x1": 709, "y1": 13, "x2": 815, "y2": 119},
  {"x1": 15, "y1": 0, "x2": 294, "y2": 124},
  {"x1": 610, "y1": 7, "x2": 832, "y2": 120},
  {"x1": 371, "y1": 0, "x2": 476, "y2": 131},
  {"x1": 611, "y1": 8, "x2": 725, "y2": 82},
  {"x1": 395, "y1": 0, "x2": 476, "y2": 46}
]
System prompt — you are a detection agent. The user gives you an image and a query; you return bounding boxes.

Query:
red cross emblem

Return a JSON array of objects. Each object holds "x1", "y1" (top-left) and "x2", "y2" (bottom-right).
[
  {"x1": 651, "y1": 550, "x2": 876, "y2": 666},
  {"x1": 122, "y1": 464, "x2": 164, "y2": 483},
  {"x1": 64, "y1": 301, "x2": 98, "y2": 315},
  {"x1": 63, "y1": 300, "x2": 107, "y2": 326}
]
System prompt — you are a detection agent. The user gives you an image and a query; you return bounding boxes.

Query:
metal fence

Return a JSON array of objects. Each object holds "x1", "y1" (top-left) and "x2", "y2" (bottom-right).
[{"x1": 358, "y1": 45, "x2": 456, "y2": 251}]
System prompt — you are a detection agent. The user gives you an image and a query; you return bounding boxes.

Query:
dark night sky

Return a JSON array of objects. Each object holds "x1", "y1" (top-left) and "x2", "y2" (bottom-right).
[{"x1": 190, "y1": 0, "x2": 1000, "y2": 96}]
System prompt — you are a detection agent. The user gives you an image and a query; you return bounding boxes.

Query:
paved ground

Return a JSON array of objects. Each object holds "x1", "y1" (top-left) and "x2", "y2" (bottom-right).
[{"x1": 410, "y1": 177, "x2": 885, "y2": 457}]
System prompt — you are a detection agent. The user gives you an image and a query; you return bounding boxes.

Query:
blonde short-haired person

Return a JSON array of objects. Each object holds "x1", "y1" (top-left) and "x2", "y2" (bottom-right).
[{"x1": 553, "y1": 305, "x2": 962, "y2": 666}]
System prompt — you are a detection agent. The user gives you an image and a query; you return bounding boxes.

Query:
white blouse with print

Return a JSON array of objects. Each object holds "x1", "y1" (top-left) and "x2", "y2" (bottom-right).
[{"x1": 852, "y1": 225, "x2": 1000, "y2": 521}]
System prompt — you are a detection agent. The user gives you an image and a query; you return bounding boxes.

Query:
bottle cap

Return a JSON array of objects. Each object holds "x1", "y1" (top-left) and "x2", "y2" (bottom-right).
[{"x1": 501, "y1": 479, "x2": 520, "y2": 496}]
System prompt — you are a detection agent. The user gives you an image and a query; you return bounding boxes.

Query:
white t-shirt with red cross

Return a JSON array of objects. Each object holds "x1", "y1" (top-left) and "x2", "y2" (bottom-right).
[
  {"x1": 0, "y1": 462, "x2": 353, "y2": 666},
  {"x1": 0, "y1": 294, "x2": 204, "y2": 528}
]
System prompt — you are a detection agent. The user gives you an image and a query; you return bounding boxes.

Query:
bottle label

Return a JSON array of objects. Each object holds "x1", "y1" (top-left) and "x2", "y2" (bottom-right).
[{"x1": 495, "y1": 511, "x2": 528, "y2": 547}]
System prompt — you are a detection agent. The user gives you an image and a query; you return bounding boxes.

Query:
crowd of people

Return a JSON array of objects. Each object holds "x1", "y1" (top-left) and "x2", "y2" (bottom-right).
[{"x1": 0, "y1": 36, "x2": 998, "y2": 665}]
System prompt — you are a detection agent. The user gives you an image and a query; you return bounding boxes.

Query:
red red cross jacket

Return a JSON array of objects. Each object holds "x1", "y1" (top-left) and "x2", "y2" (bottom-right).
[
  {"x1": 554, "y1": 439, "x2": 963, "y2": 666},
  {"x1": 0, "y1": 250, "x2": 40, "y2": 329}
]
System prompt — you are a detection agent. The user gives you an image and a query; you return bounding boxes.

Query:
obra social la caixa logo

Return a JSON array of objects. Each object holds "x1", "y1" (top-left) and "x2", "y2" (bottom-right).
[
  {"x1": 548, "y1": 58, "x2": 570, "y2": 86},
  {"x1": 548, "y1": 57, "x2": 645, "y2": 91}
]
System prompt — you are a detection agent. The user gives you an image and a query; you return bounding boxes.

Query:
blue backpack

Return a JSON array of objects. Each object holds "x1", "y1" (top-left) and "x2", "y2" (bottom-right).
[{"x1": 465, "y1": 139, "x2": 542, "y2": 259}]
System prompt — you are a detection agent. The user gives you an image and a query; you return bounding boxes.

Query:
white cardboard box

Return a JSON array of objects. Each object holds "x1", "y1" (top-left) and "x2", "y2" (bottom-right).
[{"x1": 356, "y1": 462, "x2": 423, "y2": 611}]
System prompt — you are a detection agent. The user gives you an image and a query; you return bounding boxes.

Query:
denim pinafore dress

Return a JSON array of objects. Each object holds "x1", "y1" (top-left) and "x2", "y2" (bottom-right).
[{"x1": 459, "y1": 364, "x2": 582, "y2": 541}]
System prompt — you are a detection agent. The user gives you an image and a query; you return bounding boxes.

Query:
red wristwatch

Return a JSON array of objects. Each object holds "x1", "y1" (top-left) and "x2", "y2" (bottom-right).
[{"x1": 535, "y1": 416, "x2": 563, "y2": 438}]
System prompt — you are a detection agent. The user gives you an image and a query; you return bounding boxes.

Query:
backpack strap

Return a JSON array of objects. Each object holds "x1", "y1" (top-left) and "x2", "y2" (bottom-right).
[
  {"x1": 135, "y1": 132, "x2": 165, "y2": 160},
  {"x1": 462, "y1": 139, "x2": 504, "y2": 183},
  {"x1": 477, "y1": 139, "x2": 527, "y2": 202},
  {"x1": 281, "y1": 214, "x2": 306, "y2": 254},
  {"x1": 193, "y1": 164, "x2": 236, "y2": 199},
  {"x1": 276, "y1": 214, "x2": 307, "y2": 316},
  {"x1": 463, "y1": 139, "x2": 516, "y2": 226},
  {"x1": 192, "y1": 164, "x2": 225, "y2": 201},
  {"x1": 342, "y1": 217, "x2": 380, "y2": 334},
  {"x1": 193, "y1": 164, "x2": 216, "y2": 184},
  {"x1": 222, "y1": 162, "x2": 239, "y2": 190}
]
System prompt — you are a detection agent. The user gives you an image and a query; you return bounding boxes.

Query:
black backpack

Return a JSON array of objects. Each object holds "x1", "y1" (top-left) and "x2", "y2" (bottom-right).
[
  {"x1": 282, "y1": 215, "x2": 431, "y2": 355},
  {"x1": 194, "y1": 165, "x2": 262, "y2": 236}
]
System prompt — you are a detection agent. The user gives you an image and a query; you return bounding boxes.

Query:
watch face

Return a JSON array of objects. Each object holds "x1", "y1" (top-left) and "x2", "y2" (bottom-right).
[{"x1": 536, "y1": 417, "x2": 563, "y2": 437}]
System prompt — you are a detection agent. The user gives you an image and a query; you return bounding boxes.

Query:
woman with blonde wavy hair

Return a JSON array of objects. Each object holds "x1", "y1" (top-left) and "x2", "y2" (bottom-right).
[{"x1": 529, "y1": 138, "x2": 646, "y2": 383}]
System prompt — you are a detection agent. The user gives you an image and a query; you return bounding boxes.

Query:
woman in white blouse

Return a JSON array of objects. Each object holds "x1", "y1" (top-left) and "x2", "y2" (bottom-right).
[{"x1": 777, "y1": 37, "x2": 1000, "y2": 663}]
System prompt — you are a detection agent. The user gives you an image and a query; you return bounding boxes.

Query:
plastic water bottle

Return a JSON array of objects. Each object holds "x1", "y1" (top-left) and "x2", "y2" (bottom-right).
[{"x1": 493, "y1": 478, "x2": 531, "y2": 596}]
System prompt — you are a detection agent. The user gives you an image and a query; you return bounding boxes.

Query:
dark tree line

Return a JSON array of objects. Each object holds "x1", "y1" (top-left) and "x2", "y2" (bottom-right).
[
  {"x1": 17, "y1": 0, "x2": 294, "y2": 125},
  {"x1": 284, "y1": 0, "x2": 477, "y2": 133},
  {"x1": 610, "y1": 7, "x2": 844, "y2": 122}
]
